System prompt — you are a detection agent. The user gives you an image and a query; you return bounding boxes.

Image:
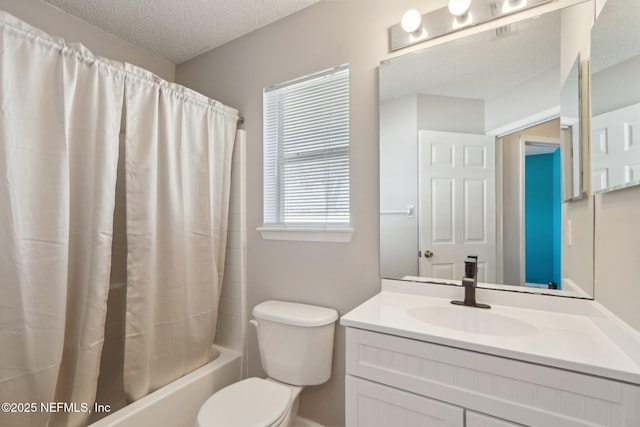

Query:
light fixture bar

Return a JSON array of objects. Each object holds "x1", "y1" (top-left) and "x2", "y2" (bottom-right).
[{"x1": 389, "y1": 0, "x2": 552, "y2": 52}]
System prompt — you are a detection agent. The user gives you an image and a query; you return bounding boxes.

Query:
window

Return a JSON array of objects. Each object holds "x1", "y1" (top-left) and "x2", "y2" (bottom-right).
[{"x1": 260, "y1": 64, "x2": 352, "y2": 242}]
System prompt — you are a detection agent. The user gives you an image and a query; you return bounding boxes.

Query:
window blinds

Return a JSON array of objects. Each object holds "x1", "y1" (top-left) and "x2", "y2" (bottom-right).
[{"x1": 263, "y1": 64, "x2": 350, "y2": 226}]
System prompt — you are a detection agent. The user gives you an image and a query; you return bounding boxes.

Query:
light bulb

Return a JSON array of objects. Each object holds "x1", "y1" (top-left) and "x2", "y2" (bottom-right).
[
  {"x1": 401, "y1": 9, "x2": 422, "y2": 33},
  {"x1": 502, "y1": 0, "x2": 527, "y2": 13},
  {"x1": 448, "y1": 0, "x2": 471, "y2": 17}
]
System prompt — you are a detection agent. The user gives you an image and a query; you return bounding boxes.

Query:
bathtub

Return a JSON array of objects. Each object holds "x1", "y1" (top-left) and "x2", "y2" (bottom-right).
[{"x1": 89, "y1": 345, "x2": 241, "y2": 427}]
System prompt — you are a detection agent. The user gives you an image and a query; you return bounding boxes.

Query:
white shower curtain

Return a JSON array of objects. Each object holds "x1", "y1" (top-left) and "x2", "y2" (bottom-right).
[
  {"x1": 0, "y1": 12, "x2": 124, "y2": 427},
  {"x1": 123, "y1": 66, "x2": 238, "y2": 401}
]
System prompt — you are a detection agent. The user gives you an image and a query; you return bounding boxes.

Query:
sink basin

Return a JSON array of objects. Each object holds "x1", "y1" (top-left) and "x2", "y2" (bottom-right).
[{"x1": 407, "y1": 305, "x2": 538, "y2": 336}]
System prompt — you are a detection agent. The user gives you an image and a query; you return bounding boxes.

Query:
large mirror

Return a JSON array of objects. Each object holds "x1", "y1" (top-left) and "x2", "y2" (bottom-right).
[
  {"x1": 380, "y1": 3, "x2": 595, "y2": 298},
  {"x1": 590, "y1": 0, "x2": 640, "y2": 194}
]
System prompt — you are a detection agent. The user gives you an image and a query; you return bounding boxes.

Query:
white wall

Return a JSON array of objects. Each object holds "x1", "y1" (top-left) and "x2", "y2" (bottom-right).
[
  {"x1": 0, "y1": 0, "x2": 175, "y2": 81},
  {"x1": 591, "y1": 56, "x2": 640, "y2": 115},
  {"x1": 485, "y1": 66, "x2": 560, "y2": 133},
  {"x1": 380, "y1": 95, "x2": 418, "y2": 278},
  {"x1": 417, "y1": 93, "x2": 485, "y2": 133}
]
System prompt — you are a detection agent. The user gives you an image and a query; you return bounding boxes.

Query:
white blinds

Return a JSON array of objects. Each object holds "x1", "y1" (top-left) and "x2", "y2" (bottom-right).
[{"x1": 263, "y1": 64, "x2": 350, "y2": 226}]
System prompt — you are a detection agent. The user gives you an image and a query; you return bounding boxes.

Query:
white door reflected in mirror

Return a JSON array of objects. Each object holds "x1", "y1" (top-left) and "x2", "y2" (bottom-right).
[{"x1": 418, "y1": 130, "x2": 495, "y2": 282}]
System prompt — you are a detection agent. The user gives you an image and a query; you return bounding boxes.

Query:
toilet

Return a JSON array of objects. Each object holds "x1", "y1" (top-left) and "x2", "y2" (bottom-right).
[{"x1": 196, "y1": 300, "x2": 339, "y2": 427}]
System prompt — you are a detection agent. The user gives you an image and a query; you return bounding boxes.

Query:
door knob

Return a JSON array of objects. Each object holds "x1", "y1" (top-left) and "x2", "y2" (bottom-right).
[{"x1": 423, "y1": 250, "x2": 434, "y2": 258}]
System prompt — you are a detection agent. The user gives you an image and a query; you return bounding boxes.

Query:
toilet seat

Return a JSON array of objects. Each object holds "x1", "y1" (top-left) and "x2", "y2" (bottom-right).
[{"x1": 197, "y1": 377, "x2": 292, "y2": 427}]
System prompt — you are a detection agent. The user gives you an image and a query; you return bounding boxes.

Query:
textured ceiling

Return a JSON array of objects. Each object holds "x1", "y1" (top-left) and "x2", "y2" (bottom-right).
[
  {"x1": 43, "y1": 0, "x2": 319, "y2": 64},
  {"x1": 591, "y1": 0, "x2": 640, "y2": 74}
]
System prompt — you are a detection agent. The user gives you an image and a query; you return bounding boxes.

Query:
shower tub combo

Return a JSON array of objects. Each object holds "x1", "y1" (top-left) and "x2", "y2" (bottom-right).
[
  {"x1": 89, "y1": 346, "x2": 240, "y2": 427},
  {"x1": 88, "y1": 283, "x2": 241, "y2": 427}
]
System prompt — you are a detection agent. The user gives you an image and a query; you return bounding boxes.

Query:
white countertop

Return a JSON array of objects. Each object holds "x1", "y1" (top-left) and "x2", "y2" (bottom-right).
[{"x1": 341, "y1": 282, "x2": 640, "y2": 385}]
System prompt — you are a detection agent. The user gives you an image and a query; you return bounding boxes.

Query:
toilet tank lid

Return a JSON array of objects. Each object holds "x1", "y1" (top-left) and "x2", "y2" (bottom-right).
[{"x1": 253, "y1": 300, "x2": 338, "y2": 327}]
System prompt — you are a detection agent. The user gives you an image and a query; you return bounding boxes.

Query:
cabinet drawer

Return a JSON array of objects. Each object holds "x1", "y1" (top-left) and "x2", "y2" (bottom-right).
[
  {"x1": 346, "y1": 328, "x2": 640, "y2": 426},
  {"x1": 346, "y1": 375, "x2": 463, "y2": 427}
]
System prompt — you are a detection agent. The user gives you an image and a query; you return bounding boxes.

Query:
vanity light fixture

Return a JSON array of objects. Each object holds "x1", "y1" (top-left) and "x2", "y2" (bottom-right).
[
  {"x1": 452, "y1": 11, "x2": 474, "y2": 30},
  {"x1": 448, "y1": 0, "x2": 471, "y2": 17},
  {"x1": 390, "y1": 0, "x2": 552, "y2": 52},
  {"x1": 502, "y1": 0, "x2": 528, "y2": 14},
  {"x1": 449, "y1": 0, "x2": 473, "y2": 29},
  {"x1": 401, "y1": 9, "x2": 423, "y2": 33}
]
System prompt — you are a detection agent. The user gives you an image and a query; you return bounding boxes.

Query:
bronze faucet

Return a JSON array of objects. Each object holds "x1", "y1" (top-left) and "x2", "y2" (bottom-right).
[{"x1": 451, "y1": 255, "x2": 491, "y2": 309}]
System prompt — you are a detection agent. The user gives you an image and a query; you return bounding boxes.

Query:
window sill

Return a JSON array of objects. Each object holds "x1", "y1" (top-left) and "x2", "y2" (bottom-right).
[{"x1": 257, "y1": 226, "x2": 354, "y2": 243}]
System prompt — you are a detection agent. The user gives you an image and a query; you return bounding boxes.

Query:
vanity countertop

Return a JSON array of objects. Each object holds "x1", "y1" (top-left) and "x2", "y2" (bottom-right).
[{"x1": 341, "y1": 281, "x2": 640, "y2": 385}]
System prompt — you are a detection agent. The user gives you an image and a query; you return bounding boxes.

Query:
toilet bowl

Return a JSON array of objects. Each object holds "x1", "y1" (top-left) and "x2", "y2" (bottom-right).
[
  {"x1": 196, "y1": 377, "x2": 302, "y2": 427},
  {"x1": 196, "y1": 300, "x2": 338, "y2": 427}
]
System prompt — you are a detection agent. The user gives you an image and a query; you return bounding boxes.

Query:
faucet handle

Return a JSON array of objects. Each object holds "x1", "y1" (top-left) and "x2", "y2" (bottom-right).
[
  {"x1": 453, "y1": 254, "x2": 490, "y2": 309},
  {"x1": 464, "y1": 255, "x2": 479, "y2": 278}
]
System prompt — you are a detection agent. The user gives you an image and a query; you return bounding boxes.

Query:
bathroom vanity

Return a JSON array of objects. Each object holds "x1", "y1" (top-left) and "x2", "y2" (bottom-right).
[{"x1": 342, "y1": 280, "x2": 640, "y2": 426}]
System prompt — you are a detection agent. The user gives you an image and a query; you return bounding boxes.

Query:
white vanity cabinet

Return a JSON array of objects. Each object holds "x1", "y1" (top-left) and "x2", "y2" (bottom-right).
[
  {"x1": 346, "y1": 375, "x2": 464, "y2": 426},
  {"x1": 465, "y1": 411, "x2": 522, "y2": 427},
  {"x1": 345, "y1": 327, "x2": 640, "y2": 427}
]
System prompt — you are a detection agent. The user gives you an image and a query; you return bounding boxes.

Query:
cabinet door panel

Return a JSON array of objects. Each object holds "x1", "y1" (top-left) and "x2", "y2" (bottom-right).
[
  {"x1": 346, "y1": 328, "x2": 639, "y2": 426},
  {"x1": 346, "y1": 375, "x2": 463, "y2": 427},
  {"x1": 466, "y1": 411, "x2": 524, "y2": 427}
]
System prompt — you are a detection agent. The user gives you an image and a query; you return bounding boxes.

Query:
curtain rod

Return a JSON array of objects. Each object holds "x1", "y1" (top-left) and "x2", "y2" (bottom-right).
[{"x1": 238, "y1": 115, "x2": 245, "y2": 125}]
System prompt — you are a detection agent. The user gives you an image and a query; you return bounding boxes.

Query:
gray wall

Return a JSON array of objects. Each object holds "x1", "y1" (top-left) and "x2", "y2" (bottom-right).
[
  {"x1": 595, "y1": 186, "x2": 640, "y2": 330},
  {"x1": 176, "y1": 2, "x2": 439, "y2": 425},
  {"x1": 175, "y1": 0, "x2": 640, "y2": 425},
  {"x1": 0, "y1": 0, "x2": 175, "y2": 81},
  {"x1": 4, "y1": 0, "x2": 640, "y2": 424}
]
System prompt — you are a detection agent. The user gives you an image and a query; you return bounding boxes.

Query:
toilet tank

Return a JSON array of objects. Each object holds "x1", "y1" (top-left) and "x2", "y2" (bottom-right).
[{"x1": 252, "y1": 300, "x2": 338, "y2": 386}]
